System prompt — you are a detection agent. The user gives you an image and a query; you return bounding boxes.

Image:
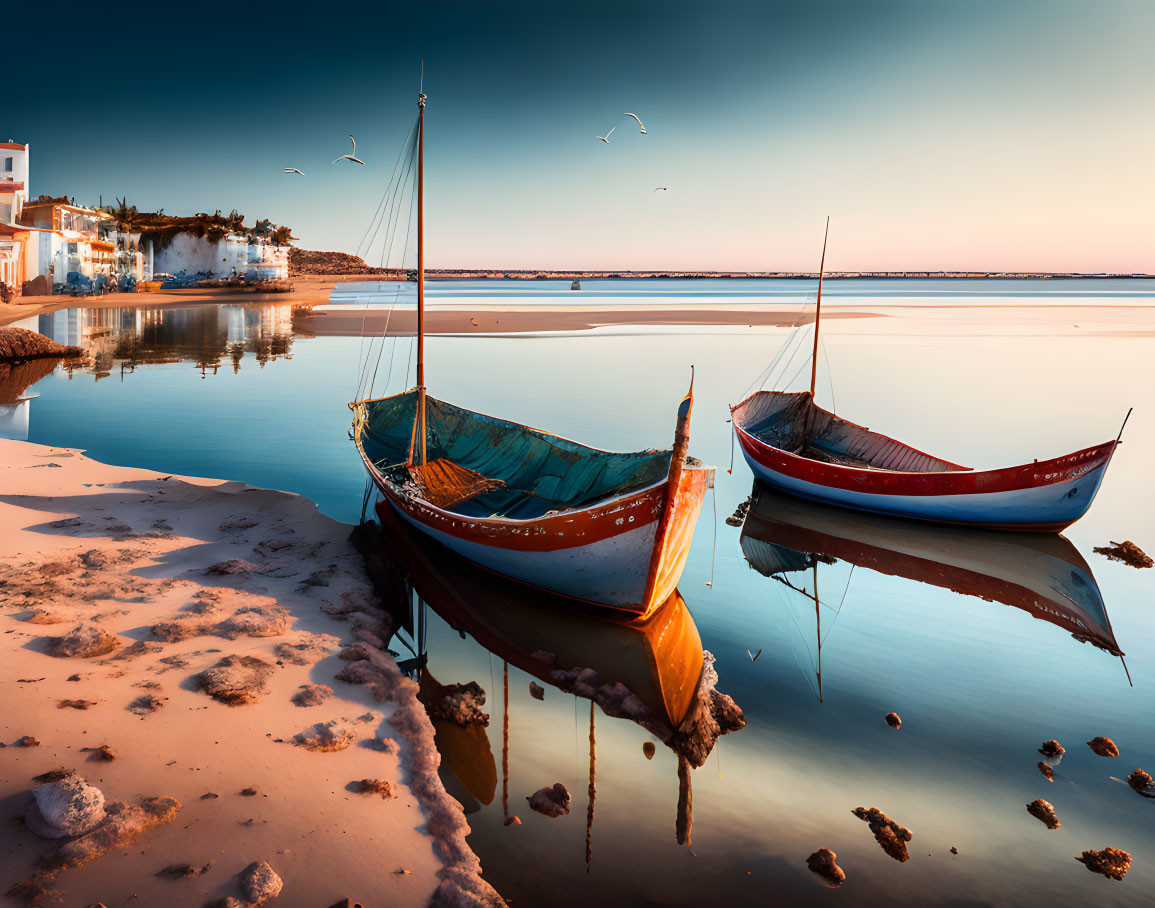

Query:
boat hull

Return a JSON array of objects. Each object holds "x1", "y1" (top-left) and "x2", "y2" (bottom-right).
[
  {"x1": 735, "y1": 426, "x2": 1116, "y2": 532},
  {"x1": 371, "y1": 462, "x2": 712, "y2": 616}
]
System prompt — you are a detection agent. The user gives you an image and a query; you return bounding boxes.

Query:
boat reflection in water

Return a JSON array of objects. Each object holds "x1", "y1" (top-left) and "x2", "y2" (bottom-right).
[
  {"x1": 374, "y1": 506, "x2": 744, "y2": 862},
  {"x1": 739, "y1": 485, "x2": 1123, "y2": 673}
]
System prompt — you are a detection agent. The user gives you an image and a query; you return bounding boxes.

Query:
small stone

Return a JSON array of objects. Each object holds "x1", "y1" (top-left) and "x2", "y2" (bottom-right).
[
  {"x1": 885, "y1": 712, "x2": 902, "y2": 729},
  {"x1": 292, "y1": 722, "x2": 354, "y2": 752},
  {"x1": 1026, "y1": 799, "x2": 1061, "y2": 829},
  {"x1": 1087, "y1": 737, "x2": 1119, "y2": 757},
  {"x1": 82, "y1": 744, "x2": 117, "y2": 762},
  {"x1": 1092, "y1": 540, "x2": 1152, "y2": 569},
  {"x1": 806, "y1": 848, "x2": 845, "y2": 887},
  {"x1": 504, "y1": 815, "x2": 521, "y2": 826},
  {"x1": 528, "y1": 681, "x2": 545, "y2": 701},
  {"x1": 79, "y1": 549, "x2": 108, "y2": 569},
  {"x1": 15, "y1": 735, "x2": 40, "y2": 747},
  {"x1": 291, "y1": 684, "x2": 333, "y2": 707},
  {"x1": 352, "y1": 779, "x2": 394, "y2": 799},
  {"x1": 57, "y1": 698, "x2": 96, "y2": 710},
  {"x1": 240, "y1": 787, "x2": 259, "y2": 797},
  {"x1": 950, "y1": 846, "x2": 958, "y2": 855},
  {"x1": 241, "y1": 860, "x2": 283, "y2": 903},
  {"x1": 33, "y1": 768, "x2": 74, "y2": 784},
  {"x1": 1075, "y1": 847, "x2": 1131, "y2": 880},
  {"x1": 1039, "y1": 740, "x2": 1065, "y2": 758},
  {"x1": 155, "y1": 861, "x2": 212, "y2": 879},
  {"x1": 128, "y1": 694, "x2": 165, "y2": 715},
  {"x1": 527, "y1": 782, "x2": 571, "y2": 818},
  {"x1": 206, "y1": 559, "x2": 262, "y2": 575},
  {"x1": 642, "y1": 741, "x2": 656, "y2": 760},
  {"x1": 1127, "y1": 769, "x2": 1155, "y2": 798},
  {"x1": 852, "y1": 807, "x2": 911, "y2": 862},
  {"x1": 1037, "y1": 762, "x2": 1054, "y2": 782}
]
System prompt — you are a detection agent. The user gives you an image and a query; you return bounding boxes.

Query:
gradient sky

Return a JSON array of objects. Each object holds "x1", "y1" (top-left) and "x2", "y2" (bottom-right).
[{"x1": 8, "y1": 0, "x2": 1154, "y2": 271}]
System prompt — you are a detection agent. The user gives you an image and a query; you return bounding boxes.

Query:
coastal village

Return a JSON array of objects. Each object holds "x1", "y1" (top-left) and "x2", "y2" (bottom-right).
[
  {"x1": 1, "y1": 2, "x2": 1154, "y2": 898},
  {"x1": 0, "y1": 141, "x2": 290, "y2": 298}
]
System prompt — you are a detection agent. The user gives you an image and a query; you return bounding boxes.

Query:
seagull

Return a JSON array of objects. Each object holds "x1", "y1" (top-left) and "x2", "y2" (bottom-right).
[
  {"x1": 332, "y1": 135, "x2": 365, "y2": 165},
  {"x1": 595, "y1": 127, "x2": 615, "y2": 144},
  {"x1": 653, "y1": 187, "x2": 667, "y2": 192},
  {"x1": 747, "y1": 648, "x2": 762, "y2": 662},
  {"x1": 283, "y1": 168, "x2": 306, "y2": 176},
  {"x1": 624, "y1": 113, "x2": 647, "y2": 134}
]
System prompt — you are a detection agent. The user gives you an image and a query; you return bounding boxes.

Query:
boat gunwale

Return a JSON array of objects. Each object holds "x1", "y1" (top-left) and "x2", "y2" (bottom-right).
[
  {"x1": 352, "y1": 404, "x2": 713, "y2": 534},
  {"x1": 732, "y1": 393, "x2": 1117, "y2": 492},
  {"x1": 730, "y1": 389, "x2": 970, "y2": 472},
  {"x1": 351, "y1": 388, "x2": 675, "y2": 461},
  {"x1": 736, "y1": 419, "x2": 1116, "y2": 495}
]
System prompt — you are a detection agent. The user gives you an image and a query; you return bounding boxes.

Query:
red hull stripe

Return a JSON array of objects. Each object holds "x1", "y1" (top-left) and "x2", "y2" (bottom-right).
[
  {"x1": 374, "y1": 465, "x2": 665, "y2": 552},
  {"x1": 734, "y1": 423, "x2": 1116, "y2": 498}
]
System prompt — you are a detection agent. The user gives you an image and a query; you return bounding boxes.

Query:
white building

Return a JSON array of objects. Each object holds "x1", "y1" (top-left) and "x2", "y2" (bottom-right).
[
  {"x1": 153, "y1": 232, "x2": 288, "y2": 281},
  {"x1": 0, "y1": 140, "x2": 28, "y2": 226}
]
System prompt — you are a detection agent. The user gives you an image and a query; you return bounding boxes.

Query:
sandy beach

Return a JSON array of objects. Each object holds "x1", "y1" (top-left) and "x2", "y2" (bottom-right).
[{"x1": 0, "y1": 440, "x2": 503, "y2": 907}]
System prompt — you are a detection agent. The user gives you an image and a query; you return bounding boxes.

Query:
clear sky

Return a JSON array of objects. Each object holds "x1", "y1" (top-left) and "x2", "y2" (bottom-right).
[{"x1": 8, "y1": 0, "x2": 1154, "y2": 272}]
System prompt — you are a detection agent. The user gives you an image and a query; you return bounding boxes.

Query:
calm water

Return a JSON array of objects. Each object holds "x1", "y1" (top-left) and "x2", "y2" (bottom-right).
[{"x1": 6, "y1": 281, "x2": 1155, "y2": 906}]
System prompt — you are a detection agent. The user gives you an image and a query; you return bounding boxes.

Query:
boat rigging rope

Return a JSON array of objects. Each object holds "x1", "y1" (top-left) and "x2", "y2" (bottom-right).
[
  {"x1": 353, "y1": 117, "x2": 420, "y2": 400},
  {"x1": 820, "y1": 564, "x2": 853, "y2": 647},
  {"x1": 355, "y1": 116, "x2": 419, "y2": 263}
]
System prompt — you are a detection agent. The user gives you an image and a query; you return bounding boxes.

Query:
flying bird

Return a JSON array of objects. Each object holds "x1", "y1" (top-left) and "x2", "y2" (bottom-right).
[
  {"x1": 595, "y1": 127, "x2": 615, "y2": 144},
  {"x1": 654, "y1": 187, "x2": 667, "y2": 192},
  {"x1": 283, "y1": 168, "x2": 306, "y2": 176},
  {"x1": 332, "y1": 135, "x2": 365, "y2": 165},
  {"x1": 624, "y1": 112, "x2": 647, "y2": 134}
]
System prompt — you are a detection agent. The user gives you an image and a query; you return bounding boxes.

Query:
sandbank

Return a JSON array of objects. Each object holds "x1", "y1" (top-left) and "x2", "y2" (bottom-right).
[{"x1": 0, "y1": 440, "x2": 502, "y2": 906}]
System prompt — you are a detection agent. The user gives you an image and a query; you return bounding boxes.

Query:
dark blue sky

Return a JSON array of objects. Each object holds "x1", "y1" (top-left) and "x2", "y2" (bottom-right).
[{"x1": 9, "y1": 0, "x2": 1153, "y2": 270}]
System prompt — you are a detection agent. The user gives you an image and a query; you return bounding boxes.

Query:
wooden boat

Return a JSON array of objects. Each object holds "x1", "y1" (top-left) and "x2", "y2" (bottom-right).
[
  {"x1": 350, "y1": 88, "x2": 713, "y2": 615},
  {"x1": 740, "y1": 485, "x2": 1122, "y2": 656},
  {"x1": 731, "y1": 220, "x2": 1122, "y2": 532}
]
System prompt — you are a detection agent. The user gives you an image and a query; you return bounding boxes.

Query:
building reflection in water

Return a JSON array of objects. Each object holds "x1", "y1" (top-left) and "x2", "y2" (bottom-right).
[
  {"x1": 37, "y1": 303, "x2": 294, "y2": 381},
  {"x1": 0, "y1": 358, "x2": 57, "y2": 441}
]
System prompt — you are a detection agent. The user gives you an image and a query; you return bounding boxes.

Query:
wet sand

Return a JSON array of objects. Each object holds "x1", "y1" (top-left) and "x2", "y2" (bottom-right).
[{"x1": 0, "y1": 440, "x2": 502, "y2": 907}]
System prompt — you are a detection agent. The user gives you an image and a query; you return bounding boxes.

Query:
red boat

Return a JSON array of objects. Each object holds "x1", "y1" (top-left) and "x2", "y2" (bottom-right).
[{"x1": 732, "y1": 220, "x2": 1124, "y2": 532}]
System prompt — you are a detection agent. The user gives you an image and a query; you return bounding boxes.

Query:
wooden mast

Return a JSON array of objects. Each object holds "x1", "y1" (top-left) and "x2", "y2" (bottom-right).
[
  {"x1": 414, "y1": 83, "x2": 428, "y2": 466},
  {"x1": 808, "y1": 216, "x2": 830, "y2": 399}
]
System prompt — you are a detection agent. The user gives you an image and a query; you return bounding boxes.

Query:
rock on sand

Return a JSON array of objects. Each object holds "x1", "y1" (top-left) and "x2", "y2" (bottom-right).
[
  {"x1": 195, "y1": 655, "x2": 275, "y2": 706},
  {"x1": 241, "y1": 860, "x2": 284, "y2": 903},
  {"x1": 26, "y1": 776, "x2": 106, "y2": 839},
  {"x1": 47, "y1": 623, "x2": 121, "y2": 658}
]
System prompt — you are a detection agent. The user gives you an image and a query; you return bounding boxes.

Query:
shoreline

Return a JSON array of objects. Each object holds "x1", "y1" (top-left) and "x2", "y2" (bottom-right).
[
  {"x1": 0, "y1": 440, "x2": 502, "y2": 907},
  {"x1": 3, "y1": 272, "x2": 1155, "y2": 339}
]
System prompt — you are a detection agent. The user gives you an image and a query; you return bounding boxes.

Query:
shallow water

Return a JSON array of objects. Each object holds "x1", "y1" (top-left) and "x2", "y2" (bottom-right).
[{"x1": 8, "y1": 281, "x2": 1155, "y2": 905}]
